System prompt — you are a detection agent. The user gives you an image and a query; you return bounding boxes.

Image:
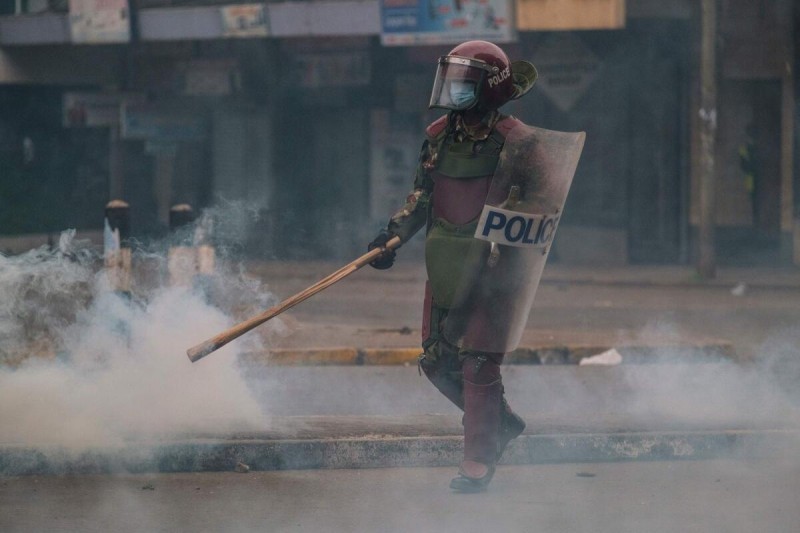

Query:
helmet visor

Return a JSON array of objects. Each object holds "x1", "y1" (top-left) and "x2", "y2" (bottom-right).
[{"x1": 429, "y1": 56, "x2": 491, "y2": 111}]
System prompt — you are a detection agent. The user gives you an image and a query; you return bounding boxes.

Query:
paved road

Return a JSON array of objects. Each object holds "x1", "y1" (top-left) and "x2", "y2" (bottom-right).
[
  {"x1": 252, "y1": 262, "x2": 800, "y2": 363},
  {"x1": 2, "y1": 458, "x2": 798, "y2": 533}
]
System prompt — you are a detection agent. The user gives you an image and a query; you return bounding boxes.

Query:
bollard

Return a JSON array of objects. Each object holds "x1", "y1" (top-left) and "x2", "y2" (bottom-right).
[
  {"x1": 194, "y1": 211, "x2": 216, "y2": 276},
  {"x1": 192, "y1": 211, "x2": 217, "y2": 301},
  {"x1": 104, "y1": 199, "x2": 131, "y2": 296},
  {"x1": 167, "y1": 204, "x2": 197, "y2": 287}
]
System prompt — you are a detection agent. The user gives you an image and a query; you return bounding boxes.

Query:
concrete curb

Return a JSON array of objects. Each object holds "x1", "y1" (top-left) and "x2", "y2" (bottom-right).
[
  {"x1": 243, "y1": 341, "x2": 736, "y2": 366},
  {"x1": 2, "y1": 429, "x2": 797, "y2": 476},
  {"x1": 539, "y1": 277, "x2": 800, "y2": 291}
]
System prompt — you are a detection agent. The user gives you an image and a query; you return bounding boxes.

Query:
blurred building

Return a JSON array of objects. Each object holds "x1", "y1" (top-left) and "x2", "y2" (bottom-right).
[{"x1": 0, "y1": 0, "x2": 797, "y2": 266}]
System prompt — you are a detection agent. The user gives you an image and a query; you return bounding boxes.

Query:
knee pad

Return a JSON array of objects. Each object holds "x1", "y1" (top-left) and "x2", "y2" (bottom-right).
[
  {"x1": 420, "y1": 338, "x2": 461, "y2": 373},
  {"x1": 419, "y1": 339, "x2": 465, "y2": 410},
  {"x1": 418, "y1": 352, "x2": 438, "y2": 379}
]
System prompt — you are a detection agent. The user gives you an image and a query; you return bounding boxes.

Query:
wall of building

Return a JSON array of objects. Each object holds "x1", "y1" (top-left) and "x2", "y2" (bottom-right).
[
  {"x1": 686, "y1": 0, "x2": 795, "y2": 265},
  {"x1": 0, "y1": 0, "x2": 796, "y2": 266}
]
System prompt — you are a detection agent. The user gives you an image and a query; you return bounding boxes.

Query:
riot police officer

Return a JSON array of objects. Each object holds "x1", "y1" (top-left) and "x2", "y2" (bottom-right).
[{"x1": 369, "y1": 40, "x2": 539, "y2": 492}]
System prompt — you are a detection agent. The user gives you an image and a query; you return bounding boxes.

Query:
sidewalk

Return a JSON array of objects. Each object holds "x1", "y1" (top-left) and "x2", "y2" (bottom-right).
[
  {"x1": 4, "y1": 361, "x2": 800, "y2": 475},
  {"x1": 255, "y1": 323, "x2": 733, "y2": 366},
  {"x1": 4, "y1": 411, "x2": 799, "y2": 475},
  {"x1": 239, "y1": 261, "x2": 774, "y2": 366}
]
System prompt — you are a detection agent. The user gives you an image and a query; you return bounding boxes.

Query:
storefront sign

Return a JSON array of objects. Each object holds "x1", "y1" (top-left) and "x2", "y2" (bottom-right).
[
  {"x1": 220, "y1": 4, "x2": 270, "y2": 38},
  {"x1": 121, "y1": 104, "x2": 208, "y2": 143},
  {"x1": 290, "y1": 52, "x2": 371, "y2": 88},
  {"x1": 533, "y1": 34, "x2": 601, "y2": 112},
  {"x1": 68, "y1": 0, "x2": 131, "y2": 44},
  {"x1": 380, "y1": 0, "x2": 514, "y2": 46},
  {"x1": 516, "y1": 0, "x2": 625, "y2": 30},
  {"x1": 63, "y1": 92, "x2": 144, "y2": 128},
  {"x1": 182, "y1": 59, "x2": 241, "y2": 96}
]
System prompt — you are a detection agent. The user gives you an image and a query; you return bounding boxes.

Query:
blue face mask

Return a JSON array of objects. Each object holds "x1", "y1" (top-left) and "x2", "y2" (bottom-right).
[{"x1": 449, "y1": 81, "x2": 476, "y2": 108}]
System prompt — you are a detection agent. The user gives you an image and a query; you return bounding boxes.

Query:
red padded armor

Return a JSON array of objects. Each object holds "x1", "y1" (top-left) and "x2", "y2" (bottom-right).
[
  {"x1": 431, "y1": 173, "x2": 493, "y2": 225},
  {"x1": 426, "y1": 115, "x2": 449, "y2": 139},
  {"x1": 425, "y1": 115, "x2": 519, "y2": 226},
  {"x1": 494, "y1": 116, "x2": 522, "y2": 138}
]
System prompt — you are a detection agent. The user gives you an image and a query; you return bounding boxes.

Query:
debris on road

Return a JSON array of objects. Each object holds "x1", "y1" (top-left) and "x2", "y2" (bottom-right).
[
  {"x1": 235, "y1": 462, "x2": 250, "y2": 473},
  {"x1": 579, "y1": 348, "x2": 623, "y2": 366},
  {"x1": 731, "y1": 283, "x2": 747, "y2": 296}
]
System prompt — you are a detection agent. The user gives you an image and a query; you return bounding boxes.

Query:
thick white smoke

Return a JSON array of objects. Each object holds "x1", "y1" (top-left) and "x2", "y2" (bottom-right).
[{"x1": 0, "y1": 229, "x2": 275, "y2": 450}]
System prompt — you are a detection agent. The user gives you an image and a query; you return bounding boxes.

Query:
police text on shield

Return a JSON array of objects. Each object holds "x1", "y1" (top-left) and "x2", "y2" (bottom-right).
[{"x1": 474, "y1": 205, "x2": 560, "y2": 248}]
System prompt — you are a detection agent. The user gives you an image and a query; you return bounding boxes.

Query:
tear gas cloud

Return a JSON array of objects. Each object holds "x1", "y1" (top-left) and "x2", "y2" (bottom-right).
[
  {"x1": 0, "y1": 214, "x2": 284, "y2": 450},
  {"x1": 498, "y1": 321, "x2": 800, "y2": 436},
  {"x1": 1, "y1": 205, "x2": 799, "y2": 461}
]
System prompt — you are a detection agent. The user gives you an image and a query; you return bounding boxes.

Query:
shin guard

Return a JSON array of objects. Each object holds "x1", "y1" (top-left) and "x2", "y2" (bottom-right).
[
  {"x1": 462, "y1": 356, "x2": 503, "y2": 466},
  {"x1": 463, "y1": 378, "x2": 503, "y2": 465}
]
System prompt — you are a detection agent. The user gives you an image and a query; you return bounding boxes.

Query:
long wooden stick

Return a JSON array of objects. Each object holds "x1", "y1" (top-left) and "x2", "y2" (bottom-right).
[{"x1": 187, "y1": 236, "x2": 401, "y2": 363}]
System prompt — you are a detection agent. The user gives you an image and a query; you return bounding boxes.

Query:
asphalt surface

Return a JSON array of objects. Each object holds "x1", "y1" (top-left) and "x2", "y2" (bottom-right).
[
  {"x1": 2, "y1": 458, "x2": 799, "y2": 533},
  {"x1": 248, "y1": 260, "x2": 800, "y2": 364}
]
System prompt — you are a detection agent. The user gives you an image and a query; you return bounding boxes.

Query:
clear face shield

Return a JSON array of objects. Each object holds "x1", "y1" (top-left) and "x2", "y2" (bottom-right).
[{"x1": 428, "y1": 56, "x2": 496, "y2": 111}]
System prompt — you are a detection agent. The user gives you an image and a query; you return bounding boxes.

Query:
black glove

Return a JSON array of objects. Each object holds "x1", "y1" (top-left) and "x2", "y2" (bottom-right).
[{"x1": 367, "y1": 230, "x2": 397, "y2": 270}]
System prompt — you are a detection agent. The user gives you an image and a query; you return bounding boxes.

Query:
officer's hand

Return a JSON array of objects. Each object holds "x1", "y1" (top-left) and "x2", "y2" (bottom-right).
[{"x1": 368, "y1": 230, "x2": 397, "y2": 270}]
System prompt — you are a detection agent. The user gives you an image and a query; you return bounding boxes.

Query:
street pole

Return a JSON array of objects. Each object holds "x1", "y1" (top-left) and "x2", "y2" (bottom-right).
[
  {"x1": 108, "y1": 126, "x2": 124, "y2": 200},
  {"x1": 793, "y1": 0, "x2": 800, "y2": 267},
  {"x1": 168, "y1": 204, "x2": 196, "y2": 287},
  {"x1": 698, "y1": 0, "x2": 718, "y2": 278}
]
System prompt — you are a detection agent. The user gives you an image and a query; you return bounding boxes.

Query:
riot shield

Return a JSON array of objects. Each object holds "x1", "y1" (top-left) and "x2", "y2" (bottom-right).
[{"x1": 442, "y1": 123, "x2": 585, "y2": 353}]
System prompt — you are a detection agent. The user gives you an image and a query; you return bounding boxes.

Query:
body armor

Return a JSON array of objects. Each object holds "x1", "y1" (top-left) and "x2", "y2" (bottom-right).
[
  {"x1": 444, "y1": 123, "x2": 586, "y2": 352},
  {"x1": 372, "y1": 40, "x2": 581, "y2": 491}
]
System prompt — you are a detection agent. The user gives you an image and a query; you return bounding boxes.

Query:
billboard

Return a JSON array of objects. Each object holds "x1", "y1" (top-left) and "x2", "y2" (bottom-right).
[
  {"x1": 516, "y1": 0, "x2": 625, "y2": 30},
  {"x1": 220, "y1": 4, "x2": 270, "y2": 38},
  {"x1": 380, "y1": 0, "x2": 515, "y2": 46},
  {"x1": 68, "y1": 0, "x2": 131, "y2": 44}
]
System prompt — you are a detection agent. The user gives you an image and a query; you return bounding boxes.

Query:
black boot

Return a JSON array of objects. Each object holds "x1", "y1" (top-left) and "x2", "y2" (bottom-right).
[
  {"x1": 497, "y1": 400, "x2": 525, "y2": 462},
  {"x1": 450, "y1": 461, "x2": 496, "y2": 493}
]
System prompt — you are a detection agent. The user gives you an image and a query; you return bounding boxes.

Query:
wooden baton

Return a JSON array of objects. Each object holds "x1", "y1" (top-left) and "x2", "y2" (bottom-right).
[{"x1": 187, "y1": 236, "x2": 401, "y2": 363}]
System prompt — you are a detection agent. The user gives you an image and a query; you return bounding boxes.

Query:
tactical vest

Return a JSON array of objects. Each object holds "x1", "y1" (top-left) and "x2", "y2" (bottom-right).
[{"x1": 425, "y1": 115, "x2": 520, "y2": 308}]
